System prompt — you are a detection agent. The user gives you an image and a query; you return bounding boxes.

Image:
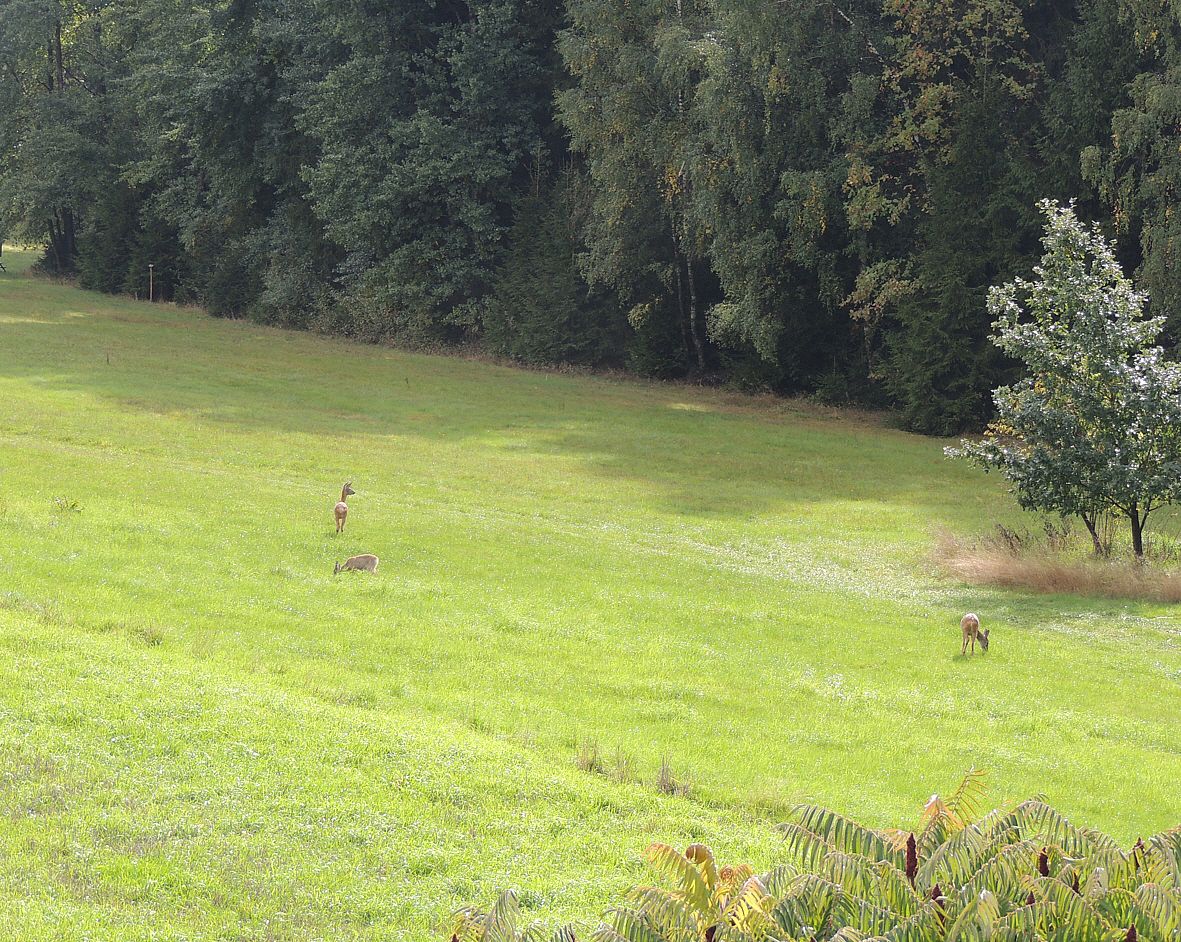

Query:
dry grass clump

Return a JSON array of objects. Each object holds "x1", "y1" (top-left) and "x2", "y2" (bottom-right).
[
  {"x1": 576, "y1": 743, "x2": 690, "y2": 796},
  {"x1": 656, "y1": 757, "x2": 691, "y2": 798},
  {"x1": 574, "y1": 738, "x2": 604, "y2": 774},
  {"x1": 935, "y1": 526, "x2": 1181, "y2": 602}
]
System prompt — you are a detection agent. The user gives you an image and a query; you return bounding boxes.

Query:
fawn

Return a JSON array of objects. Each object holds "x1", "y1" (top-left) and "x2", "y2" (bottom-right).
[
  {"x1": 334, "y1": 482, "x2": 355, "y2": 533},
  {"x1": 961, "y1": 613, "x2": 989, "y2": 655},
  {"x1": 335, "y1": 554, "x2": 379, "y2": 574}
]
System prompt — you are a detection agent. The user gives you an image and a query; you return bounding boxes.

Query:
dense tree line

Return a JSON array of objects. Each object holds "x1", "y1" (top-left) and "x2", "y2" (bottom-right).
[{"x1": 2, "y1": 0, "x2": 1179, "y2": 432}]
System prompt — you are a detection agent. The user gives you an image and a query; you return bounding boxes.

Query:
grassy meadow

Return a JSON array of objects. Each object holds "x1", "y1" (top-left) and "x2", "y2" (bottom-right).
[{"x1": 0, "y1": 245, "x2": 1178, "y2": 939}]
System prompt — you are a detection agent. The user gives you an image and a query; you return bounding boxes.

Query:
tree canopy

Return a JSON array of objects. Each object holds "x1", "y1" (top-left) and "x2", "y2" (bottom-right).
[
  {"x1": 3, "y1": 0, "x2": 1181, "y2": 431},
  {"x1": 950, "y1": 202, "x2": 1181, "y2": 557}
]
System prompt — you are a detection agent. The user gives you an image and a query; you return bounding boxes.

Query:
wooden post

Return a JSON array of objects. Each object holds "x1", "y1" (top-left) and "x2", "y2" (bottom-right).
[{"x1": 148, "y1": 263, "x2": 154, "y2": 302}]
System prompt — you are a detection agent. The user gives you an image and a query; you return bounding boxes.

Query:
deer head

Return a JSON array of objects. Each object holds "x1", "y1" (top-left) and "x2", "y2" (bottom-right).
[
  {"x1": 343, "y1": 482, "x2": 355, "y2": 498},
  {"x1": 979, "y1": 629, "x2": 990, "y2": 651},
  {"x1": 334, "y1": 561, "x2": 343, "y2": 575}
]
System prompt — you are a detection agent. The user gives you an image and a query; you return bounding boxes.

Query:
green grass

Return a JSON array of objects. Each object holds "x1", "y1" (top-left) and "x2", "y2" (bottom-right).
[{"x1": 0, "y1": 245, "x2": 1178, "y2": 939}]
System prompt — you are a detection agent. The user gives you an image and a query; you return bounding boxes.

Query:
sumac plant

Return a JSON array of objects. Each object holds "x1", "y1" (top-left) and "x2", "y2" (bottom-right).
[
  {"x1": 452, "y1": 889, "x2": 576, "y2": 942},
  {"x1": 455, "y1": 771, "x2": 1181, "y2": 941}
]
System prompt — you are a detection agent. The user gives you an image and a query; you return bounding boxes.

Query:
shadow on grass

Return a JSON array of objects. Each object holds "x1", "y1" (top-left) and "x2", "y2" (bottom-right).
[
  {"x1": 0, "y1": 295, "x2": 977, "y2": 523},
  {"x1": 5, "y1": 275, "x2": 1180, "y2": 634}
]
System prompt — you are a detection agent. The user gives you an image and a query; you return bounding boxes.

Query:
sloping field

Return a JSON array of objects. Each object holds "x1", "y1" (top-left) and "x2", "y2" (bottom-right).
[{"x1": 0, "y1": 247, "x2": 1177, "y2": 939}]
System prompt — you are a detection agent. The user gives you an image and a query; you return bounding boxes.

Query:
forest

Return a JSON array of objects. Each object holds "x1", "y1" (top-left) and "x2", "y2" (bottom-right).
[{"x1": 2, "y1": 0, "x2": 1180, "y2": 433}]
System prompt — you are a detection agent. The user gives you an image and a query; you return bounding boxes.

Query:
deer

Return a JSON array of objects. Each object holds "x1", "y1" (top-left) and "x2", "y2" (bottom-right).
[
  {"x1": 334, "y1": 482, "x2": 355, "y2": 533},
  {"x1": 961, "y1": 612, "x2": 989, "y2": 655},
  {"x1": 335, "y1": 554, "x2": 379, "y2": 574}
]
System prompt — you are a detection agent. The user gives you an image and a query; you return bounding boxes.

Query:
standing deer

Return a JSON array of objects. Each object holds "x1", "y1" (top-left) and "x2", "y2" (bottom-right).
[
  {"x1": 335, "y1": 554, "x2": 379, "y2": 574},
  {"x1": 961, "y1": 612, "x2": 989, "y2": 655},
  {"x1": 334, "y1": 482, "x2": 355, "y2": 533}
]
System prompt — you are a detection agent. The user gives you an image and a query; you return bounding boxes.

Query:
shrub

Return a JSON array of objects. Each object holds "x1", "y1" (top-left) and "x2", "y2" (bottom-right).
[
  {"x1": 452, "y1": 889, "x2": 575, "y2": 942},
  {"x1": 949, "y1": 202, "x2": 1181, "y2": 560},
  {"x1": 935, "y1": 527, "x2": 1181, "y2": 603},
  {"x1": 458, "y1": 771, "x2": 1181, "y2": 940}
]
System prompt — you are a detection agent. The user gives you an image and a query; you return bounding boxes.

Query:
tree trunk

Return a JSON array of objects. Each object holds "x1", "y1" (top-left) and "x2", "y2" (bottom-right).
[
  {"x1": 1129, "y1": 504, "x2": 1144, "y2": 560},
  {"x1": 62, "y1": 208, "x2": 76, "y2": 261},
  {"x1": 47, "y1": 218, "x2": 62, "y2": 271},
  {"x1": 685, "y1": 256, "x2": 706, "y2": 373},
  {"x1": 1081, "y1": 512, "x2": 1102, "y2": 556},
  {"x1": 93, "y1": 15, "x2": 106, "y2": 97},
  {"x1": 673, "y1": 242, "x2": 692, "y2": 364},
  {"x1": 54, "y1": 20, "x2": 65, "y2": 92},
  {"x1": 43, "y1": 18, "x2": 76, "y2": 273}
]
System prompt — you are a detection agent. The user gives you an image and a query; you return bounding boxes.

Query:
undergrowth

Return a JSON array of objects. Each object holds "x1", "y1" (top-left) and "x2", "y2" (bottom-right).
[{"x1": 935, "y1": 521, "x2": 1181, "y2": 603}]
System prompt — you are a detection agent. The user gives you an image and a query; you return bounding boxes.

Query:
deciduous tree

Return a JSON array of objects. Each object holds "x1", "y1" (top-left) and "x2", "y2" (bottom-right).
[{"x1": 950, "y1": 201, "x2": 1181, "y2": 558}]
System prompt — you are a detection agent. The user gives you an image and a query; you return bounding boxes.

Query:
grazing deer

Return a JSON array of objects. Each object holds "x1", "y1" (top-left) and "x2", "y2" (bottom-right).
[
  {"x1": 335, "y1": 554, "x2": 379, "y2": 574},
  {"x1": 334, "y1": 482, "x2": 355, "y2": 533},
  {"x1": 961, "y1": 612, "x2": 989, "y2": 655}
]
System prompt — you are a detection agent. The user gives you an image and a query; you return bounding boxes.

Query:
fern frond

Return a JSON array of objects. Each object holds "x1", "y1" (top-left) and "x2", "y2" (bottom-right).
[
  {"x1": 879, "y1": 902, "x2": 945, "y2": 942},
  {"x1": 628, "y1": 885, "x2": 700, "y2": 934},
  {"x1": 826, "y1": 928, "x2": 870, "y2": 942},
  {"x1": 643, "y1": 843, "x2": 712, "y2": 915},
  {"x1": 1026, "y1": 876, "x2": 1115, "y2": 941},
  {"x1": 943, "y1": 889, "x2": 1001, "y2": 942},
  {"x1": 833, "y1": 891, "x2": 901, "y2": 936},
  {"x1": 919, "y1": 795, "x2": 951, "y2": 832},
  {"x1": 1081, "y1": 844, "x2": 1137, "y2": 889},
  {"x1": 594, "y1": 908, "x2": 664, "y2": 942},
  {"x1": 770, "y1": 872, "x2": 842, "y2": 937},
  {"x1": 1131, "y1": 883, "x2": 1181, "y2": 939},
  {"x1": 1143, "y1": 829, "x2": 1181, "y2": 888},
  {"x1": 956, "y1": 837, "x2": 1040, "y2": 909},
  {"x1": 453, "y1": 890, "x2": 522, "y2": 942},
  {"x1": 946, "y1": 768, "x2": 988, "y2": 827},
  {"x1": 722, "y1": 875, "x2": 774, "y2": 936},
  {"x1": 821, "y1": 851, "x2": 922, "y2": 919},
  {"x1": 1081, "y1": 865, "x2": 1110, "y2": 900},
  {"x1": 761, "y1": 863, "x2": 801, "y2": 898},
  {"x1": 778, "y1": 821, "x2": 836, "y2": 872},
  {"x1": 993, "y1": 899, "x2": 1055, "y2": 941},
  {"x1": 918, "y1": 822, "x2": 1007, "y2": 890},
  {"x1": 685, "y1": 843, "x2": 719, "y2": 894},
  {"x1": 793, "y1": 805, "x2": 904, "y2": 868},
  {"x1": 1011, "y1": 801, "x2": 1118, "y2": 857}
]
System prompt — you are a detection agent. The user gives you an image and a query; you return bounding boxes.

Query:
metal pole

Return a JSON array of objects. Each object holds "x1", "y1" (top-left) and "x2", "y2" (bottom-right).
[{"x1": 148, "y1": 263, "x2": 154, "y2": 302}]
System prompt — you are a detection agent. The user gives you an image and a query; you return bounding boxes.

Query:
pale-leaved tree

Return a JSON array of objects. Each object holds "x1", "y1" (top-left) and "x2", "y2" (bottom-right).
[{"x1": 949, "y1": 201, "x2": 1181, "y2": 559}]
